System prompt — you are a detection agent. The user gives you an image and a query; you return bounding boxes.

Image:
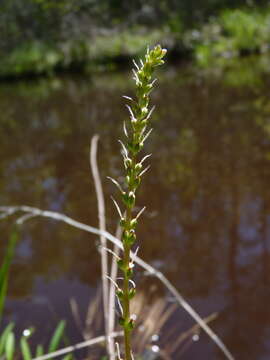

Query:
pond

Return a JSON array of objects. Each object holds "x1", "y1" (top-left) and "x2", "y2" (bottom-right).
[{"x1": 1, "y1": 57, "x2": 270, "y2": 359}]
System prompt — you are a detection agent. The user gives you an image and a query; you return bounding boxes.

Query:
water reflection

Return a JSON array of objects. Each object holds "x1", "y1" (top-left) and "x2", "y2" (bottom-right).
[{"x1": 1, "y1": 57, "x2": 270, "y2": 359}]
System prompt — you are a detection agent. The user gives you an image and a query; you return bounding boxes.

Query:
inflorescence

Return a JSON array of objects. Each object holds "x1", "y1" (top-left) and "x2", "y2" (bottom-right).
[{"x1": 109, "y1": 45, "x2": 166, "y2": 360}]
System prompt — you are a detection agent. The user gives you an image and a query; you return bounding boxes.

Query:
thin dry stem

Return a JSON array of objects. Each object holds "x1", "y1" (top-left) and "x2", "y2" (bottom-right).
[
  {"x1": 108, "y1": 224, "x2": 122, "y2": 356},
  {"x1": 90, "y1": 135, "x2": 111, "y2": 357},
  {"x1": 32, "y1": 331, "x2": 123, "y2": 360}
]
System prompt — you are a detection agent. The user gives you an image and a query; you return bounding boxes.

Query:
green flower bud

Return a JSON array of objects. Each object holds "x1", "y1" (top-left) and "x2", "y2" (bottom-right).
[
  {"x1": 117, "y1": 259, "x2": 125, "y2": 271},
  {"x1": 135, "y1": 163, "x2": 142, "y2": 173},
  {"x1": 141, "y1": 107, "x2": 148, "y2": 117},
  {"x1": 130, "y1": 218, "x2": 137, "y2": 229},
  {"x1": 131, "y1": 118, "x2": 138, "y2": 128},
  {"x1": 154, "y1": 44, "x2": 162, "y2": 57},
  {"x1": 123, "y1": 229, "x2": 136, "y2": 246},
  {"x1": 116, "y1": 289, "x2": 124, "y2": 300},
  {"x1": 120, "y1": 217, "x2": 126, "y2": 228},
  {"x1": 126, "y1": 268, "x2": 133, "y2": 278},
  {"x1": 121, "y1": 191, "x2": 135, "y2": 208},
  {"x1": 128, "y1": 288, "x2": 136, "y2": 299},
  {"x1": 119, "y1": 317, "x2": 125, "y2": 326},
  {"x1": 161, "y1": 48, "x2": 167, "y2": 57},
  {"x1": 127, "y1": 319, "x2": 135, "y2": 331},
  {"x1": 126, "y1": 175, "x2": 131, "y2": 186},
  {"x1": 134, "y1": 177, "x2": 141, "y2": 188},
  {"x1": 124, "y1": 158, "x2": 132, "y2": 169}
]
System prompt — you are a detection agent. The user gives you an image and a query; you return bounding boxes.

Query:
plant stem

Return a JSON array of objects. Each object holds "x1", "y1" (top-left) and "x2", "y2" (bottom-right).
[
  {"x1": 112, "y1": 45, "x2": 166, "y2": 360},
  {"x1": 123, "y1": 247, "x2": 131, "y2": 360}
]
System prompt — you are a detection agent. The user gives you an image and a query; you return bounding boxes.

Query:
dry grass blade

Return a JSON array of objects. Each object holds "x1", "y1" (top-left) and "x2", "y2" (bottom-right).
[
  {"x1": 84, "y1": 288, "x2": 103, "y2": 340},
  {"x1": 69, "y1": 298, "x2": 84, "y2": 336},
  {"x1": 108, "y1": 224, "x2": 122, "y2": 358}
]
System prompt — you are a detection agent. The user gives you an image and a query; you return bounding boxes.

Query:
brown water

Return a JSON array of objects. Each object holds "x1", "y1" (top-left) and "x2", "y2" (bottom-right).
[{"x1": 1, "y1": 57, "x2": 270, "y2": 359}]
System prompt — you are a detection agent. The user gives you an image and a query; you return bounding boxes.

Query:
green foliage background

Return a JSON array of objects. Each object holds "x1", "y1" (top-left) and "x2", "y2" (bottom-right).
[{"x1": 1, "y1": 0, "x2": 270, "y2": 77}]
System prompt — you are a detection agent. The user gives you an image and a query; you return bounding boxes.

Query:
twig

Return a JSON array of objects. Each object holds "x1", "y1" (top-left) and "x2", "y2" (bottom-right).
[
  {"x1": 90, "y1": 135, "x2": 111, "y2": 358},
  {"x1": 0, "y1": 205, "x2": 234, "y2": 360},
  {"x1": 32, "y1": 331, "x2": 123, "y2": 360},
  {"x1": 108, "y1": 224, "x2": 122, "y2": 355}
]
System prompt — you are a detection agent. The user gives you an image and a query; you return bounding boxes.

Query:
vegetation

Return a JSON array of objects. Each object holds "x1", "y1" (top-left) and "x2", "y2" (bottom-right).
[
  {"x1": 189, "y1": 7, "x2": 270, "y2": 66},
  {"x1": 0, "y1": 320, "x2": 69, "y2": 360},
  {"x1": 1, "y1": 0, "x2": 270, "y2": 78},
  {"x1": 0, "y1": 228, "x2": 18, "y2": 323},
  {"x1": 0, "y1": 29, "x2": 166, "y2": 78},
  {"x1": 0, "y1": 45, "x2": 239, "y2": 358},
  {"x1": 109, "y1": 45, "x2": 166, "y2": 359},
  {"x1": 0, "y1": 228, "x2": 71, "y2": 360}
]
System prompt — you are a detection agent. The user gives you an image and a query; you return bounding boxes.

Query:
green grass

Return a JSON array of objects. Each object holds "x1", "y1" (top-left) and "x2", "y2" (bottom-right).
[
  {"x1": 1, "y1": 7, "x2": 270, "y2": 79},
  {"x1": 0, "y1": 28, "x2": 168, "y2": 78},
  {"x1": 0, "y1": 227, "x2": 19, "y2": 323},
  {"x1": 189, "y1": 7, "x2": 270, "y2": 66}
]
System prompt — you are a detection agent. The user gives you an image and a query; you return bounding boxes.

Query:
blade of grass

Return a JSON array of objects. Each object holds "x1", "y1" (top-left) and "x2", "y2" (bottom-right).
[
  {"x1": 5, "y1": 332, "x2": 15, "y2": 360},
  {"x1": 48, "y1": 320, "x2": 66, "y2": 353},
  {"x1": 36, "y1": 345, "x2": 44, "y2": 357},
  {"x1": 20, "y1": 337, "x2": 32, "y2": 360},
  {"x1": 0, "y1": 227, "x2": 19, "y2": 322},
  {"x1": 0, "y1": 323, "x2": 15, "y2": 356}
]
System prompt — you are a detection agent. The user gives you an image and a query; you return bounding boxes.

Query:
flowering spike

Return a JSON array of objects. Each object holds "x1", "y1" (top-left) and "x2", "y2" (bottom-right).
[{"x1": 109, "y1": 45, "x2": 166, "y2": 360}]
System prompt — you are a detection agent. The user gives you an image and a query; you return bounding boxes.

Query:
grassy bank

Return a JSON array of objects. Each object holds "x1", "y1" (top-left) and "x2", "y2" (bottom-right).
[
  {"x1": 0, "y1": 29, "x2": 173, "y2": 79},
  {"x1": 1, "y1": 6, "x2": 270, "y2": 79},
  {"x1": 189, "y1": 7, "x2": 270, "y2": 66}
]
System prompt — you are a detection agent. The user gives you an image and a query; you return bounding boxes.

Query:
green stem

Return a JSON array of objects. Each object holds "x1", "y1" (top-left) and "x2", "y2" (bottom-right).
[
  {"x1": 122, "y1": 197, "x2": 132, "y2": 360},
  {"x1": 114, "y1": 45, "x2": 166, "y2": 360},
  {"x1": 123, "y1": 246, "x2": 131, "y2": 360}
]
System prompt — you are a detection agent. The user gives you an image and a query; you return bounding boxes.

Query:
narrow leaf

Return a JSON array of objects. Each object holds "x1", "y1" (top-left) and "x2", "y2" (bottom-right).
[
  {"x1": 0, "y1": 227, "x2": 19, "y2": 323},
  {"x1": 142, "y1": 128, "x2": 153, "y2": 143},
  {"x1": 0, "y1": 323, "x2": 15, "y2": 356},
  {"x1": 111, "y1": 196, "x2": 123, "y2": 218},
  {"x1": 20, "y1": 337, "x2": 32, "y2": 360},
  {"x1": 132, "y1": 59, "x2": 139, "y2": 71},
  {"x1": 136, "y1": 206, "x2": 146, "y2": 220},
  {"x1": 140, "y1": 154, "x2": 152, "y2": 164},
  {"x1": 5, "y1": 332, "x2": 15, "y2": 360},
  {"x1": 35, "y1": 345, "x2": 44, "y2": 357},
  {"x1": 118, "y1": 140, "x2": 128, "y2": 158},
  {"x1": 139, "y1": 165, "x2": 151, "y2": 177},
  {"x1": 107, "y1": 177, "x2": 123, "y2": 192},
  {"x1": 48, "y1": 320, "x2": 66, "y2": 353},
  {"x1": 123, "y1": 121, "x2": 128, "y2": 138},
  {"x1": 62, "y1": 354, "x2": 73, "y2": 360}
]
